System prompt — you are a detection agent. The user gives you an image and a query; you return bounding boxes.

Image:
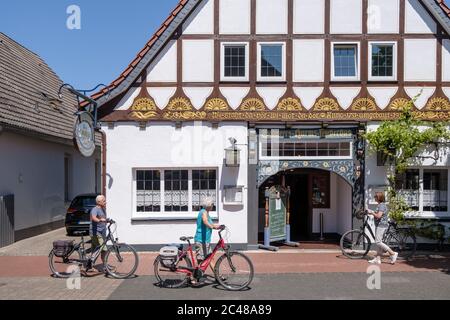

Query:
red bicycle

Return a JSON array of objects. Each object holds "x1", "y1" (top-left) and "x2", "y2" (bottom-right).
[{"x1": 154, "y1": 225, "x2": 254, "y2": 291}]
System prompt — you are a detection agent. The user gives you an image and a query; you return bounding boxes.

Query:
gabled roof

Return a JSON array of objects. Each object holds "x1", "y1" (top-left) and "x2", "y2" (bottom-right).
[
  {"x1": 86, "y1": 0, "x2": 201, "y2": 108},
  {"x1": 423, "y1": 0, "x2": 450, "y2": 35},
  {"x1": 0, "y1": 32, "x2": 79, "y2": 142},
  {"x1": 88, "y1": 0, "x2": 450, "y2": 109}
]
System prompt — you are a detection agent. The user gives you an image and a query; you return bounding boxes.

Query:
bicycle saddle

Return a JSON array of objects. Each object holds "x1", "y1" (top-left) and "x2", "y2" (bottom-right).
[{"x1": 180, "y1": 236, "x2": 194, "y2": 242}]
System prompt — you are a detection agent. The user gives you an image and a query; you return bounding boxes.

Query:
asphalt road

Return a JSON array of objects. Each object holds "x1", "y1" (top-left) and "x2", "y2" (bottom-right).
[{"x1": 108, "y1": 272, "x2": 450, "y2": 300}]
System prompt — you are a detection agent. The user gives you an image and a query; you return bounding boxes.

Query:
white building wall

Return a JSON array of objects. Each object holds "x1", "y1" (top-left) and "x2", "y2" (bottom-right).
[
  {"x1": 0, "y1": 131, "x2": 98, "y2": 232},
  {"x1": 367, "y1": 0, "x2": 400, "y2": 34},
  {"x1": 182, "y1": 0, "x2": 214, "y2": 35},
  {"x1": 102, "y1": 122, "x2": 249, "y2": 246},
  {"x1": 443, "y1": 39, "x2": 450, "y2": 82},
  {"x1": 293, "y1": 0, "x2": 325, "y2": 34},
  {"x1": 146, "y1": 40, "x2": 177, "y2": 83},
  {"x1": 405, "y1": 0, "x2": 437, "y2": 34},
  {"x1": 182, "y1": 40, "x2": 215, "y2": 83},
  {"x1": 404, "y1": 39, "x2": 437, "y2": 82},
  {"x1": 220, "y1": 0, "x2": 251, "y2": 34},
  {"x1": 256, "y1": 0, "x2": 288, "y2": 34},
  {"x1": 293, "y1": 39, "x2": 325, "y2": 82},
  {"x1": 330, "y1": 0, "x2": 362, "y2": 34}
]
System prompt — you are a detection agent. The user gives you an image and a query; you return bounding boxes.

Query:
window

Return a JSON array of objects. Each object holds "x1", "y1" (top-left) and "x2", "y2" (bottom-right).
[
  {"x1": 192, "y1": 170, "x2": 217, "y2": 211},
  {"x1": 257, "y1": 43, "x2": 285, "y2": 81},
  {"x1": 369, "y1": 42, "x2": 397, "y2": 81},
  {"x1": 164, "y1": 170, "x2": 189, "y2": 212},
  {"x1": 423, "y1": 170, "x2": 448, "y2": 212},
  {"x1": 332, "y1": 43, "x2": 360, "y2": 81},
  {"x1": 134, "y1": 169, "x2": 218, "y2": 217},
  {"x1": 260, "y1": 129, "x2": 353, "y2": 159},
  {"x1": 395, "y1": 169, "x2": 449, "y2": 214},
  {"x1": 221, "y1": 43, "x2": 249, "y2": 81},
  {"x1": 396, "y1": 169, "x2": 420, "y2": 211},
  {"x1": 136, "y1": 170, "x2": 161, "y2": 212}
]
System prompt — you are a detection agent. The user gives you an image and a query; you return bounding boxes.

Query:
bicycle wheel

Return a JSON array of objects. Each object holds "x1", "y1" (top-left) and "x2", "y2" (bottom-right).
[
  {"x1": 214, "y1": 252, "x2": 254, "y2": 291},
  {"x1": 340, "y1": 230, "x2": 371, "y2": 259},
  {"x1": 49, "y1": 249, "x2": 81, "y2": 278},
  {"x1": 154, "y1": 255, "x2": 192, "y2": 288},
  {"x1": 385, "y1": 230, "x2": 417, "y2": 260},
  {"x1": 104, "y1": 243, "x2": 139, "y2": 279}
]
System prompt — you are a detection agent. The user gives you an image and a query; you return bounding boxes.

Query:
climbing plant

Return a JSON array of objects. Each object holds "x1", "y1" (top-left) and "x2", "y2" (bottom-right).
[{"x1": 365, "y1": 94, "x2": 450, "y2": 242}]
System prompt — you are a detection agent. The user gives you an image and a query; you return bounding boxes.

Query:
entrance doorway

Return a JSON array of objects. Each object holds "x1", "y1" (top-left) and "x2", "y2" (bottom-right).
[{"x1": 258, "y1": 168, "x2": 351, "y2": 244}]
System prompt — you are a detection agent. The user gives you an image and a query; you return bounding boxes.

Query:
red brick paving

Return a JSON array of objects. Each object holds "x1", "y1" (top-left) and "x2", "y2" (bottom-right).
[{"x1": 1, "y1": 252, "x2": 449, "y2": 278}]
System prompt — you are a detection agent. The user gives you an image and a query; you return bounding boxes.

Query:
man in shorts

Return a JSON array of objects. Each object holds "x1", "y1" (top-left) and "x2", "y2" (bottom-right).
[{"x1": 90, "y1": 195, "x2": 108, "y2": 272}]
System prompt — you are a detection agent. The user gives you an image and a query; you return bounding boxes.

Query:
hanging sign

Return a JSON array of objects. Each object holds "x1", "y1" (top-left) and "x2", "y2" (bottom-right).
[{"x1": 74, "y1": 111, "x2": 95, "y2": 158}]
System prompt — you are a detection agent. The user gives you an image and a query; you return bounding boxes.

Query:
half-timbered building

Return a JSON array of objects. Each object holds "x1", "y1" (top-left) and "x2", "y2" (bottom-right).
[{"x1": 90, "y1": 0, "x2": 450, "y2": 249}]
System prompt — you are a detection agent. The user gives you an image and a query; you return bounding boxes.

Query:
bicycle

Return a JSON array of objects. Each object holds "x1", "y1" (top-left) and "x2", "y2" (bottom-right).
[
  {"x1": 153, "y1": 225, "x2": 254, "y2": 291},
  {"x1": 49, "y1": 219, "x2": 139, "y2": 279},
  {"x1": 340, "y1": 210, "x2": 417, "y2": 260}
]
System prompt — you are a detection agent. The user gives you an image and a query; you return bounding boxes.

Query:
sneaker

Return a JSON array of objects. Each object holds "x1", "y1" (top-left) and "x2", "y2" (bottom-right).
[
  {"x1": 368, "y1": 257, "x2": 381, "y2": 264},
  {"x1": 390, "y1": 252, "x2": 399, "y2": 265}
]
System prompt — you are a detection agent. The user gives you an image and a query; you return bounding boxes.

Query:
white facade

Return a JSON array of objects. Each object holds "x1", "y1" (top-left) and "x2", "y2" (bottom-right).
[
  {"x1": 97, "y1": 0, "x2": 450, "y2": 247},
  {"x1": 102, "y1": 122, "x2": 248, "y2": 246},
  {"x1": 0, "y1": 131, "x2": 100, "y2": 235}
]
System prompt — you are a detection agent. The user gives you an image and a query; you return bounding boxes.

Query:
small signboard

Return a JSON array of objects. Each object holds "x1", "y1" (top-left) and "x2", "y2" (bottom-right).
[{"x1": 268, "y1": 186, "x2": 288, "y2": 242}]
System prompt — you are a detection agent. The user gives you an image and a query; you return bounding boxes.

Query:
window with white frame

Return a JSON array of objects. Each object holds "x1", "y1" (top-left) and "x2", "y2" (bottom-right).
[
  {"x1": 221, "y1": 43, "x2": 249, "y2": 81},
  {"x1": 192, "y1": 170, "x2": 217, "y2": 212},
  {"x1": 259, "y1": 129, "x2": 353, "y2": 160},
  {"x1": 396, "y1": 168, "x2": 449, "y2": 214},
  {"x1": 134, "y1": 169, "x2": 218, "y2": 216},
  {"x1": 136, "y1": 170, "x2": 161, "y2": 212},
  {"x1": 332, "y1": 43, "x2": 360, "y2": 81},
  {"x1": 257, "y1": 43, "x2": 286, "y2": 81},
  {"x1": 369, "y1": 42, "x2": 397, "y2": 81}
]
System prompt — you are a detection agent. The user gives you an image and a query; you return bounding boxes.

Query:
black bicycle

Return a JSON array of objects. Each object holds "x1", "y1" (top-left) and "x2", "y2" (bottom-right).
[
  {"x1": 49, "y1": 219, "x2": 139, "y2": 279},
  {"x1": 340, "y1": 211, "x2": 416, "y2": 260}
]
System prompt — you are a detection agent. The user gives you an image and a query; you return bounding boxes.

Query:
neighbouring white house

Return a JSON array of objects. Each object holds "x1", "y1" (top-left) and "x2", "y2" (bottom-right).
[
  {"x1": 85, "y1": 0, "x2": 450, "y2": 250},
  {"x1": 0, "y1": 33, "x2": 101, "y2": 248}
]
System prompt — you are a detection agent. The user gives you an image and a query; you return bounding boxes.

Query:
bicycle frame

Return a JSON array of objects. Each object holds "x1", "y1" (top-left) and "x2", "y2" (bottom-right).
[{"x1": 176, "y1": 232, "x2": 229, "y2": 277}]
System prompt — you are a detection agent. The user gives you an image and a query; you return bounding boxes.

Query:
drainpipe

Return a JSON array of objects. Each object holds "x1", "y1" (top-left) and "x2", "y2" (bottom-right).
[{"x1": 98, "y1": 128, "x2": 107, "y2": 197}]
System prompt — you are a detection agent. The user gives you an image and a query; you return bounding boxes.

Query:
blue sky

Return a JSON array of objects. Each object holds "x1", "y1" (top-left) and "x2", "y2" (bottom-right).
[
  {"x1": 0, "y1": 0, "x2": 179, "y2": 90},
  {"x1": 0, "y1": 1, "x2": 449, "y2": 90}
]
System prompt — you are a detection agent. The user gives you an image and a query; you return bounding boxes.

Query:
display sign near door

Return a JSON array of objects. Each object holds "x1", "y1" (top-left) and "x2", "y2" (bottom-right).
[{"x1": 259, "y1": 185, "x2": 299, "y2": 251}]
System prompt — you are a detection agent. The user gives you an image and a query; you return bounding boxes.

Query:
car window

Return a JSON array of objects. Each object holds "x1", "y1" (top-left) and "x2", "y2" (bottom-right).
[{"x1": 71, "y1": 197, "x2": 96, "y2": 207}]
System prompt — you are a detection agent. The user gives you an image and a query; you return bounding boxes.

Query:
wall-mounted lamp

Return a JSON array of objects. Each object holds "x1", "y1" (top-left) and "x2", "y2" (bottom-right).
[
  {"x1": 175, "y1": 122, "x2": 183, "y2": 130},
  {"x1": 225, "y1": 137, "x2": 240, "y2": 167},
  {"x1": 139, "y1": 122, "x2": 147, "y2": 131}
]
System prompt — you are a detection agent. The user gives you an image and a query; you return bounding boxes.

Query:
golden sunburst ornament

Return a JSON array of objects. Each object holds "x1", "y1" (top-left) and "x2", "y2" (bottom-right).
[
  {"x1": 239, "y1": 98, "x2": 265, "y2": 111},
  {"x1": 131, "y1": 97, "x2": 157, "y2": 112},
  {"x1": 167, "y1": 97, "x2": 194, "y2": 111},
  {"x1": 204, "y1": 98, "x2": 230, "y2": 111},
  {"x1": 425, "y1": 97, "x2": 450, "y2": 111},
  {"x1": 351, "y1": 98, "x2": 377, "y2": 111},
  {"x1": 276, "y1": 98, "x2": 303, "y2": 111},
  {"x1": 389, "y1": 98, "x2": 410, "y2": 111},
  {"x1": 129, "y1": 97, "x2": 158, "y2": 120},
  {"x1": 313, "y1": 98, "x2": 340, "y2": 112}
]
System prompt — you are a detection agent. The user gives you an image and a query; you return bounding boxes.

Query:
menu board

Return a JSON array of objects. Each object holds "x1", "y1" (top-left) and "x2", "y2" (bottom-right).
[{"x1": 268, "y1": 186, "x2": 288, "y2": 242}]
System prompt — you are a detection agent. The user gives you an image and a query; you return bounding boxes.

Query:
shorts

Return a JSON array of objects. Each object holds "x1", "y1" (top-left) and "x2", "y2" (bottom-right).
[
  {"x1": 194, "y1": 243, "x2": 211, "y2": 260},
  {"x1": 91, "y1": 234, "x2": 108, "y2": 252}
]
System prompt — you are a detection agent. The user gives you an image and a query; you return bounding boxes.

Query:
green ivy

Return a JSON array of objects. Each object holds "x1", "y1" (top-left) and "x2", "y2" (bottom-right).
[{"x1": 365, "y1": 93, "x2": 450, "y2": 242}]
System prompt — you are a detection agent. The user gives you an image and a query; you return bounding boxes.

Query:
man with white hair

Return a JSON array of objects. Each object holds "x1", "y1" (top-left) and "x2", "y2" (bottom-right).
[{"x1": 90, "y1": 195, "x2": 108, "y2": 271}]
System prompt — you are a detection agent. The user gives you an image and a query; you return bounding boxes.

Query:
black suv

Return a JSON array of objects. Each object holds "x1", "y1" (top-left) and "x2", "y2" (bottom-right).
[{"x1": 65, "y1": 194, "x2": 97, "y2": 236}]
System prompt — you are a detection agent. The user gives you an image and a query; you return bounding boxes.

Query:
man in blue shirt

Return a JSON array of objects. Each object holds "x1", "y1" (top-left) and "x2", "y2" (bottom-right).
[{"x1": 90, "y1": 195, "x2": 108, "y2": 271}]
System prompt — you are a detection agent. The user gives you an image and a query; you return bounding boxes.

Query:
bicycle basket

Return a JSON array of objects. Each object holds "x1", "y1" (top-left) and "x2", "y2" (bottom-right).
[
  {"x1": 52, "y1": 240, "x2": 74, "y2": 258},
  {"x1": 159, "y1": 246, "x2": 180, "y2": 268}
]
